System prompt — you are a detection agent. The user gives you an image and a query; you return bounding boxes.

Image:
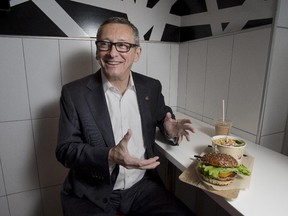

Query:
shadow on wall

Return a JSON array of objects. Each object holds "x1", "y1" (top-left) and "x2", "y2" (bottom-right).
[
  {"x1": 282, "y1": 113, "x2": 288, "y2": 156},
  {"x1": 32, "y1": 116, "x2": 66, "y2": 216}
]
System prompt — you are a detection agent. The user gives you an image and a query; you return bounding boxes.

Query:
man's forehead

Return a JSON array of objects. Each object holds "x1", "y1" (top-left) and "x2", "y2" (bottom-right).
[{"x1": 98, "y1": 23, "x2": 134, "y2": 41}]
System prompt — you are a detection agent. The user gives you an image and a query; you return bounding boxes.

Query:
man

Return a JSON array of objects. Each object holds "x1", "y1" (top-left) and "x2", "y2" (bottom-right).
[{"x1": 56, "y1": 17, "x2": 195, "y2": 216}]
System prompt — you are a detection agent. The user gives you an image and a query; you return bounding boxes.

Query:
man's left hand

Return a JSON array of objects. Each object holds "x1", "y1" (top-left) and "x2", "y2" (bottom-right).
[{"x1": 163, "y1": 112, "x2": 195, "y2": 144}]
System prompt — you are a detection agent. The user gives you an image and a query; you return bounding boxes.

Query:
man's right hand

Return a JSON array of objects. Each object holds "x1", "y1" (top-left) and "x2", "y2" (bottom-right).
[{"x1": 108, "y1": 129, "x2": 160, "y2": 170}]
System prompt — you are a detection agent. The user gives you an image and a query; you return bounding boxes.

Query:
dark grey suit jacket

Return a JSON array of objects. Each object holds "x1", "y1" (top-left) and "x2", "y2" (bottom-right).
[{"x1": 56, "y1": 70, "x2": 173, "y2": 210}]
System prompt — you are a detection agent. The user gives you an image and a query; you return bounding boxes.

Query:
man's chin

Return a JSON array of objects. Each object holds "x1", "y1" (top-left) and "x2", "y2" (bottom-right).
[{"x1": 103, "y1": 70, "x2": 124, "y2": 80}]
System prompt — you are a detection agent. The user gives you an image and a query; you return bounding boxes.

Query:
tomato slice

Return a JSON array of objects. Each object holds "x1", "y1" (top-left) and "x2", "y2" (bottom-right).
[{"x1": 218, "y1": 172, "x2": 232, "y2": 178}]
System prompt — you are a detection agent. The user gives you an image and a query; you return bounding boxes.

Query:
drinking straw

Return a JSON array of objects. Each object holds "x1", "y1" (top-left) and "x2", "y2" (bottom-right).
[
  {"x1": 222, "y1": 99, "x2": 225, "y2": 122},
  {"x1": 222, "y1": 99, "x2": 229, "y2": 140}
]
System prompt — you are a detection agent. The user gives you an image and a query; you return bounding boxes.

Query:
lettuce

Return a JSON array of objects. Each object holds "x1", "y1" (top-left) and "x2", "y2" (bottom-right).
[{"x1": 198, "y1": 163, "x2": 251, "y2": 179}]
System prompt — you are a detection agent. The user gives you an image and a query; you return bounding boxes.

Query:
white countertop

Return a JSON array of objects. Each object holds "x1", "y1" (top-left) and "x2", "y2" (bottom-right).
[{"x1": 155, "y1": 112, "x2": 288, "y2": 216}]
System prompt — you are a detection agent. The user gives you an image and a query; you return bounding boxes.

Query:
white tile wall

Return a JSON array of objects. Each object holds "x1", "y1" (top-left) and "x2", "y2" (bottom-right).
[
  {"x1": 0, "y1": 160, "x2": 6, "y2": 196},
  {"x1": 283, "y1": 122, "x2": 288, "y2": 155},
  {"x1": 177, "y1": 42, "x2": 189, "y2": 109},
  {"x1": 59, "y1": 39, "x2": 93, "y2": 85},
  {"x1": 0, "y1": 196, "x2": 10, "y2": 216},
  {"x1": 147, "y1": 43, "x2": 172, "y2": 105},
  {"x1": 0, "y1": 120, "x2": 39, "y2": 194},
  {"x1": 260, "y1": 132, "x2": 285, "y2": 153},
  {"x1": 203, "y1": 35, "x2": 233, "y2": 120},
  {"x1": 0, "y1": 37, "x2": 30, "y2": 122},
  {"x1": 169, "y1": 43, "x2": 179, "y2": 108},
  {"x1": 261, "y1": 28, "x2": 288, "y2": 135},
  {"x1": 23, "y1": 38, "x2": 62, "y2": 119},
  {"x1": 260, "y1": 0, "x2": 288, "y2": 154},
  {"x1": 8, "y1": 190, "x2": 43, "y2": 216},
  {"x1": 227, "y1": 28, "x2": 271, "y2": 135},
  {"x1": 277, "y1": 0, "x2": 288, "y2": 28},
  {"x1": 32, "y1": 118, "x2": 68, "y2": 188},
  {"x1": 178, "y1": 28, "x2": 272, "y2": 141},
  {"x1": 186, "y1": 40, "x2": 207, "y2": 117}
]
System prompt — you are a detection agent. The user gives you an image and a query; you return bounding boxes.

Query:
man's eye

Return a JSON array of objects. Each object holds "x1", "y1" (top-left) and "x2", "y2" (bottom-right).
[
  {"x1": 117, "y1": 43, "x2": 129, "y2": 48},
  {"x1": 101, "y1": 42, "x2": 110, "y2": 46}
]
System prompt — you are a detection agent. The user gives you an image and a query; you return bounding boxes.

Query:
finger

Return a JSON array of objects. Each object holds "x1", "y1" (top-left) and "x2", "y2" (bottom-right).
[
  {"x1": 182, "y1": 124, "x2": 195, "y2": 133},
  {"x1": 179, "y1": 119, "x2": 192, "y2": 124},
  {"x1": 137, "y1": 156, "x2": 159, "y2": 167},
  {"x1": 184, "y1": 132, "x2": 191, "y2": 142},
  {"x1": 140, "y1": 161, "x2": 160, "y2": 169},
  {"x1": 125, "y1": 156, "x2": 159, "y2": 169},
  {"x1": 177, "y1": 135, "x2": 183, "y2": 144}
]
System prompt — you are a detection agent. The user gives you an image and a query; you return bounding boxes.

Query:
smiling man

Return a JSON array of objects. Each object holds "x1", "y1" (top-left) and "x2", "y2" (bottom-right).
[{"x1": 56, "y1": 17, "x2": 195, "y2": 216}]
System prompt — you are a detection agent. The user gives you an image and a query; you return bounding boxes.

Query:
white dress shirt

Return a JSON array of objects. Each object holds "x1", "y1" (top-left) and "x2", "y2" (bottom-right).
[{"x1": 102, "y1": 72, "x2": 146, "y2": 190}]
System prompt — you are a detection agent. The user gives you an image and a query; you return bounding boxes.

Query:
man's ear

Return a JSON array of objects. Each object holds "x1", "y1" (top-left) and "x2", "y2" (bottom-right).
[{"x1": 133, "y1": 46, "x2": 142, "y2": 63}]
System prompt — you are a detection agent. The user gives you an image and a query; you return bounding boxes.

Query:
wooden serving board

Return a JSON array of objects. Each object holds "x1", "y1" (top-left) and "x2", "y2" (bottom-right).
[{"x1": 179, "y1": 148, "x2": 254, "y2": 200}]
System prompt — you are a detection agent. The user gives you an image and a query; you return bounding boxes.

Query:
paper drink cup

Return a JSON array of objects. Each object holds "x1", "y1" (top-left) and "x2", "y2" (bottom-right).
[{"x1": 215, "y1": 119, "x2": 232, "y2": 135}]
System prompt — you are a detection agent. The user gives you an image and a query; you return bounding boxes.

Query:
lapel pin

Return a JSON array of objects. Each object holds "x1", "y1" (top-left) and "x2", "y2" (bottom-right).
[{"x1": 145, "y1": 96, "x2": 149, "y2": 100}]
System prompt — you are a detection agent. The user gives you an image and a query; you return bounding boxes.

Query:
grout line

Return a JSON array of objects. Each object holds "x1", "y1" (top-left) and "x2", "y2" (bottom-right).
[
  {"x1": 21, "y1": 38, "x2": 44, "y2": 215},
  {"x1": 4, "y1": 184, "x2": 63, "y2": 197},
  {"x1": 58, "y1": 39, "x2": 64, "y2": 86},
  {"x1": 226, "y1": 33, "x2": 235, "y2": 119},
  {"x1": 0, "y1": 156, "x2": 10, "y2": 216},
  {"x1": 202, "y1": 40, "x2": 209, "y2": 122}
]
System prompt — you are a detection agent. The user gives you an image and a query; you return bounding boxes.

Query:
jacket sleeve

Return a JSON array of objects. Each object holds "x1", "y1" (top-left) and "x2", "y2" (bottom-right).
[{"x1": 56, "y1": 86, "x2": 111, "y2": 183}]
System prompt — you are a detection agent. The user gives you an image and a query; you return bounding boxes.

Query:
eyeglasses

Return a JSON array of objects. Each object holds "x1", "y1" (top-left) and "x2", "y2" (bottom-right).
[{"x1": 95, "y1": 41, "x2": 139, "y2": 53}]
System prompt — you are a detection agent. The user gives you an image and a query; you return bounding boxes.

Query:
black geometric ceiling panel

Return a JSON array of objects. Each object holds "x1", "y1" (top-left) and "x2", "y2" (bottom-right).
[
  {"x1": 55, "y1": 0, "x2": 126, "y2": 37},
  {"x1": 0, "y1": 0, "x2": 275, "y2": 42},
  {"x1": 161, "y1": 24, "x2": 180, "y2": 42},
  {"x1": 221, "y1": 22, "x2": 229, "y2": 31},
  {"x1": 170, "y1": 0, "x2": 207, "y2": 16},
  {"x1": 0, "y1": 0, "x2": 10, "y2": 12},
  {"x1": 242, "y1": 18, "x2": 273, "y2": 30},
  {"x1": 146, "y1": 0, "x2": 160, "y2": 8},
  {"x1": 0, "y1": 1, "x2": 66, "y2": 37},
  {"x1": 217, "y1": 0, "x2": 245, "y2": 9},
  {"x1": 144, "y1": 26, "x2": 154, "y2": 41},
  {"x1": 180, "y1": 25, "x2": 212, "y2": 42}
]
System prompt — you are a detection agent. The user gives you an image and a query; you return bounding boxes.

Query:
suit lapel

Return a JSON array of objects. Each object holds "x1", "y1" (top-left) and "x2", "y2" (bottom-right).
[
  {"x1": 133, "y1": 74, "x2": 153, "y2": 155},
  {"x1": 85, "y1": 71, "x2": 115, "y2": 148}
]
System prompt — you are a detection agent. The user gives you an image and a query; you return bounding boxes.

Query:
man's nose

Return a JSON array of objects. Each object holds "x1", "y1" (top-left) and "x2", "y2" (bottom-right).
[{"x1": 108, "y1": 44, "x2": 119, "y2": 56}]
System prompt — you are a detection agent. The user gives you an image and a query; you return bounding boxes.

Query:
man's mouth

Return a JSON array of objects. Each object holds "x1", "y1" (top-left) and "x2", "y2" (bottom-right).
[{"x1": 106, "y1": 60, "x2": 121, "y2": 65}]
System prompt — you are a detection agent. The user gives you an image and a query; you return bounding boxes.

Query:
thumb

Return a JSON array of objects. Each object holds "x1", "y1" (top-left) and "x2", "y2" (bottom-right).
[
  {"x1": 165, "y1": 112, "x2": 172, "y2": 121},
  {"x1": 123, "y1": 129, "x2": 132, "y2": 142}
]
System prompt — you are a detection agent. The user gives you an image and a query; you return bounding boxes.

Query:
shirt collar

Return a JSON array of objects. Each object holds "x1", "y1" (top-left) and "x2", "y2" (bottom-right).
[{"x1": 101, "y1": 70, "x2": 136, "y2": 93}]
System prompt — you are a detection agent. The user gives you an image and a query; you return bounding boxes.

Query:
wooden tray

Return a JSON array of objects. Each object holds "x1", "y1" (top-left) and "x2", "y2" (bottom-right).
[{"x1": 179, "y1": 148, "x2": 254, "y2": 200}]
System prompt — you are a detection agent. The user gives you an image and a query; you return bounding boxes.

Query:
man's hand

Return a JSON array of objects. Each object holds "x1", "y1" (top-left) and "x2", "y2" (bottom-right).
[
  {"x1": 108, "y1": 129, "x2": 160, "y2": 169},
  {"x1": 163, "y1": 112, "x2": 195, "y2": 144}
]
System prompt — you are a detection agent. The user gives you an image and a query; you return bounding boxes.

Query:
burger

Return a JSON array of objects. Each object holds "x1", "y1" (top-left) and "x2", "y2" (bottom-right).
[{"x1": 197, "y1": 152, "x2": 251, "y2": 186}]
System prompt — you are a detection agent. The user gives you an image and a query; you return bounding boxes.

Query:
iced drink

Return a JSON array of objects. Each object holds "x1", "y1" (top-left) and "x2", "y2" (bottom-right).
[{"x1": 215, "y1": 119, "x2": 232, "y2": 135}]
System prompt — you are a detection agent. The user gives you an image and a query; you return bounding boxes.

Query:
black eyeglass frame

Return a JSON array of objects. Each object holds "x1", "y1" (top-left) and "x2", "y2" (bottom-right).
[{"x1": 95, "y1": 41, "x2": 139, "y2": 53}]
